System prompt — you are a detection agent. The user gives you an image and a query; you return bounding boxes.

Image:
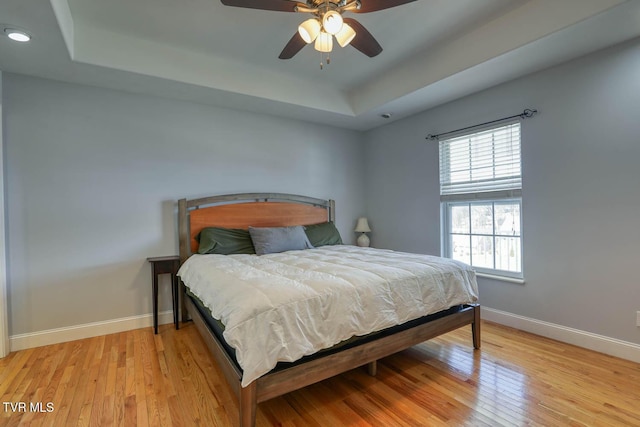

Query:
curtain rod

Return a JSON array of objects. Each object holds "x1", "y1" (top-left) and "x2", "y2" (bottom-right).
[{"x1": 425, "y1": 108, "x2": 537, "y2": 141}]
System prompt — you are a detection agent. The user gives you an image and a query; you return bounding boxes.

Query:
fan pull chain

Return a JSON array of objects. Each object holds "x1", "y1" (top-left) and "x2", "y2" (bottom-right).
[{"x1": 320, "y1": 52, "x2": 331, "y2": 70}]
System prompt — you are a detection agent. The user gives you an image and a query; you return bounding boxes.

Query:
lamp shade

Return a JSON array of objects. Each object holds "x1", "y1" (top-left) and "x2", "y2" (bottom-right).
[
  {"x1": 314, "y1": 31, "x2": 333, "y2": 53},
  {"x1": 298, "y1": 19, "x2": 320, "y2": 44},
  {"x1": 335, "y1": 23, "x2": 356, "y2": 47},
  {"x1": 354, "y1": 217, "x2": 371, "y2": 233},
  {"x1": 322, "y1": 10, "x2": 343, "y2": 35}
]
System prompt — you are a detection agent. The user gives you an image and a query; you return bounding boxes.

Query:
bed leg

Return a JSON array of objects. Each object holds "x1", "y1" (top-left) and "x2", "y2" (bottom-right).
[
  {"x1": 471, "y1": 305, "x2": 481, "y2": 349},
  {"x1": 239, "y1": 382, "x2": 257, "y2": 427},
  {"x1": 180, "y1": 279, "x2": 190, "y2": 323},
  {"x1": 367, "y1": 360, "x2": 377, "y2": 376}
]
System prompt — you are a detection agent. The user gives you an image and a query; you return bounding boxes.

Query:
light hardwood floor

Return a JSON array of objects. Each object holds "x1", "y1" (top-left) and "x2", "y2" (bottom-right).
[{"x1": 1, "y1": 321, "x2": 639, "y2": 426}]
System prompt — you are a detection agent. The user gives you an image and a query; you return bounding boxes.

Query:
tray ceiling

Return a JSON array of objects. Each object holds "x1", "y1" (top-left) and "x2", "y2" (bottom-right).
[{"x1": 1, "y1": 0, "x2": 639, "y2": 129}]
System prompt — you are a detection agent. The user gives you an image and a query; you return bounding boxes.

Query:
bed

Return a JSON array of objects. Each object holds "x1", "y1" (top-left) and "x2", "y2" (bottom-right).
[{"x1": 177, "y1": 193, "x2": 480, "y2": 427}]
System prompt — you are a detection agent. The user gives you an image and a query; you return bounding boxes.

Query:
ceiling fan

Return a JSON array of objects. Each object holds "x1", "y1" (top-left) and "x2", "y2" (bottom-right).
[{"x1": 220, "y1": 0, "x2": 417, "y2": 62}]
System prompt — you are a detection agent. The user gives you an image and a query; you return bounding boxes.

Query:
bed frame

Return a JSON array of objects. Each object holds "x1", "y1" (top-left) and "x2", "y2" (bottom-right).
[{"x1": 178, "y1": 193, "x2": 480, "y2": 427}]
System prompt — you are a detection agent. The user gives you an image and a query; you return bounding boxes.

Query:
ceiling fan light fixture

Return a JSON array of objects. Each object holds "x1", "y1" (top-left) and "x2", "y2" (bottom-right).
[
  {"x1": 220, "y1": 0, "x2": 415, "y2": 62},
  {"x1": 322, "y1": 10, "x2": 343, "y2": 35},
  {"x1": 314, "y1": 31, "x2": 333, "y2": 53},
  {"x1": 335, "y1": 23, "x2": 356, "y2": 47},
  {"x1": 298, "y1": 18, "x2": 321, "y2": 43}
]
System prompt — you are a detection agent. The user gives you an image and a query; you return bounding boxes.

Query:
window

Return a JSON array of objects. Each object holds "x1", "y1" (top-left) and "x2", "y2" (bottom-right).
[{"x1": 439, "y1": 121, "x2": 523, "y2": 279}]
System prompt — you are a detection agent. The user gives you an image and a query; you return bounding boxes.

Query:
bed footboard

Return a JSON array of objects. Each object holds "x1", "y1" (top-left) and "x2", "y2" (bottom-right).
[{"x1": 186, "y1": 295, "x2": 480, "y2": 427}]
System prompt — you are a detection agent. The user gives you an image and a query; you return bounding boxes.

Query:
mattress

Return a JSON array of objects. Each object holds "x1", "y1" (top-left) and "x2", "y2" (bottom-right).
[
  {"x1": 187, "y1": 289, "x2": 466, "y2": 371},
  {"x1": 178, "y1": 245, "x2": 478, "y2": 386}
]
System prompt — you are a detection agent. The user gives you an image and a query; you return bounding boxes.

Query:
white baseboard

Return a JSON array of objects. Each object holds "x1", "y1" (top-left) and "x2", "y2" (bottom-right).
[
  {"x1": 482, "y1": 307, "x2": 640, "y2": 363},
  {"x1": 10, "y1": 307, "x2": 640, "y2": 364},
  {"x1": 10, "y1": 311, "x2": 175, "y2": 352}
]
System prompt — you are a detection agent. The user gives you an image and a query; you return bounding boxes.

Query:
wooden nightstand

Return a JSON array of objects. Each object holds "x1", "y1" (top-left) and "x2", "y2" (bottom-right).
[{"x1": 147, "y1": 256, "x2": 181, "y2": 334}]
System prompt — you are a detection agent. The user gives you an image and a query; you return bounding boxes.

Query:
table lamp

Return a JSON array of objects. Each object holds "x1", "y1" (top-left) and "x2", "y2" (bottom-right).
[{"x1": 354, "y1": 217, "x2": 371, "y2": 247}]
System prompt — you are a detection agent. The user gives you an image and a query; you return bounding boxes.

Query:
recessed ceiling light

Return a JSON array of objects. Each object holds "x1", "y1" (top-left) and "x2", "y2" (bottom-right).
[
  {"x1": 4, "y1": 28, "x2": 31, "y2": 42},
  {"x1": 380, "y1": 113, "x2": 393, "y2": 119}
]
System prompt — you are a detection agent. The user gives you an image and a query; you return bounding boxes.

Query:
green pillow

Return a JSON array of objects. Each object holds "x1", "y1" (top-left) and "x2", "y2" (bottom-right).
[
  {"x1": 197, "y1": 227, "x2": 256, "y2": 255},
  {"x1": 304, "y1": 222, "x2": 343, "y2": 247}
]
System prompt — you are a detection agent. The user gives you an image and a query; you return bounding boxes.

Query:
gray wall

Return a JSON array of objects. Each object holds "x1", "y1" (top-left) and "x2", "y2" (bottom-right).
[
  {"x1": 365, "y1": 37, "x2": 640, "y2": 344},
  {"x1": 0, "y1": 71, "x2": 9, "y2": 356},
  {"x1": 3, "y1": 74, "x2": 365, "y2": 335},
  {"x1": 5, "y1": 38, "x2": 640, "y2": 346}
]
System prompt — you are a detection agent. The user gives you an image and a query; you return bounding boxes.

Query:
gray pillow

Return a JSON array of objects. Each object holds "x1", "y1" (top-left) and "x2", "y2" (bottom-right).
[{"x1": 248, "y1": 225, "x2": 314, "y2": 255}]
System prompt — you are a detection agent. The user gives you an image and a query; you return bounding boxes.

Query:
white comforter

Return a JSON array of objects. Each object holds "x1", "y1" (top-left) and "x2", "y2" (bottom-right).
[{"x1": 178, "y1": 245, "x2": 478, "y2": 387}]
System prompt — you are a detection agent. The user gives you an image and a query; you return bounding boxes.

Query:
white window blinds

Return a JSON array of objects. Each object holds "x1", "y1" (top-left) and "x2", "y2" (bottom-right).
[{"x1": 439, "y1": 121, "x2": 521, "y2": 200}]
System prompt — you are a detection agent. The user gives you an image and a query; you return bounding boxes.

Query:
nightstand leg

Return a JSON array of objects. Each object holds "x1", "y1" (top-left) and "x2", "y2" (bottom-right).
[
  {"x1": 172, "y1": 274, "x2": 180, "y2": 330},
  {"x1": 152, "y1": 271, "x2": 159, "y2": 334}
]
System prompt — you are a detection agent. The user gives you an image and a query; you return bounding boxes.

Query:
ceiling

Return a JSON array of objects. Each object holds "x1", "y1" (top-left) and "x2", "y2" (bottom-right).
[{"x1": 1, "y1": 0, "x2": 639, "y2": 130}]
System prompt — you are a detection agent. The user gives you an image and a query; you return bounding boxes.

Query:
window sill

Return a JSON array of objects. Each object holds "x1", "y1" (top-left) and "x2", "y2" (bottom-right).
[{"x1": 476, "y1": 272, "x2": 525, "y2": 284}]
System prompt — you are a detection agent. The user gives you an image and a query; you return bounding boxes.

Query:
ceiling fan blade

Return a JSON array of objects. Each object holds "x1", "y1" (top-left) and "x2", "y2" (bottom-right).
[
  {"x1": 279, "y1": 32, "x2": 307, "y2": 59},
  {"x1": 220, "y1": 0, "x2": 300, "y2": 12},
  {"x1": 353, "y1": 0, "x2": 417, "y2": 13},
  {"x1": 343, "y1": 18, "x2": 382, "y2": 57}
]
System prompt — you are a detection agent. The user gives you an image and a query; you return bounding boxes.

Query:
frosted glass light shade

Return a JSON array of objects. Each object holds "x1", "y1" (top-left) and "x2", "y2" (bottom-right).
[
  {"x1": 4, "y1": 29, "x2": 30, "y2": 42},
  {"x1": 298, "y1": 19, "x2": 321, "y2": 44},
  {"x1": 335, "y1": 23, "x2": 356, "y2": 47},
  {"x1": 354, "y1": 217, "x2": 371, "y2": 233},
  {"x1": 322, "y1": 11, "x2": 343, "y2": 35},
  {"x1": 314, "y1": 31, "x2": 333, "y2": 53}
]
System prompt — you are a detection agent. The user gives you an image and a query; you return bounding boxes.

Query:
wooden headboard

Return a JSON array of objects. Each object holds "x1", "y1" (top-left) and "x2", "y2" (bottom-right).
[{"x1": 178, "y1": 193, "x2": 335, "y2": 262}]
